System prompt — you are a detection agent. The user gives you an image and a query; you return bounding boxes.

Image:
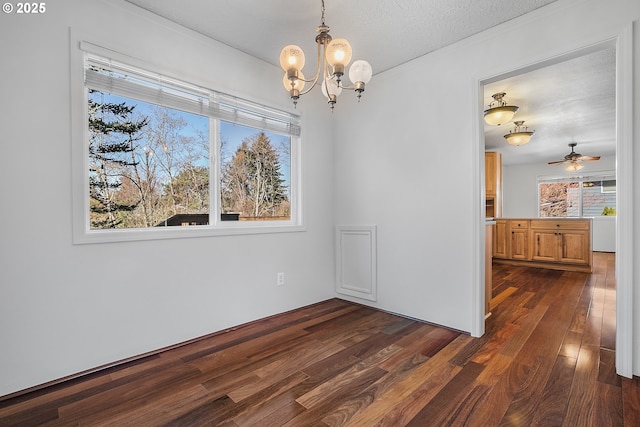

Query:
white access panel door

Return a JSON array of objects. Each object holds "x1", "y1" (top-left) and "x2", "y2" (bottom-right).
[{"x1": 335, "y1": 226, "x2": 377, "y2": 301}]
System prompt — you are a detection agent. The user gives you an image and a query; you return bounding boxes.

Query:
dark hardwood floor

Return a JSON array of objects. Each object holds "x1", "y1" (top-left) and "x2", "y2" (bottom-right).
[{"x1": 1, "y1": 252, "x2": 639, "y2": 426}]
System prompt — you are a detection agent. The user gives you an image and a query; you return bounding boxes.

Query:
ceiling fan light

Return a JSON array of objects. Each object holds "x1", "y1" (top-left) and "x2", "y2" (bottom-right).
[{"x1": 565, "y1": 161, "x2": 583, "y2": 172}]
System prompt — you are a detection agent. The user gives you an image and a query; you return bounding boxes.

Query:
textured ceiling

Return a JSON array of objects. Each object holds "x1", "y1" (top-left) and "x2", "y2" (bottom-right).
[
  {"x1": 124, "y1": 0, "x2": 616, "y2": 167},
  {"x1": 484, "y1": 45, "x2": 616, "y2": 166},
  {"x1": 125, "y1": 0, "x2": 559, "y2": 74}
]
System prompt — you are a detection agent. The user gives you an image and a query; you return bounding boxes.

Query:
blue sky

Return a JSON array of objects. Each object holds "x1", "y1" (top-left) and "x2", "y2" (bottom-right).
[{"x1": 90, "y1": 92, "x2": 291, "y2": 190}]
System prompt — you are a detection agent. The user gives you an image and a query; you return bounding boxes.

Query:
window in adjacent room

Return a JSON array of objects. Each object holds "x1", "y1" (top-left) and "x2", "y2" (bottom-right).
[
  {"x1": 79, "y1": 51, "x2": 300, "y2": 241},
  {"x1": 538, "y1": 173, "x2": 616, "y2": 217}
]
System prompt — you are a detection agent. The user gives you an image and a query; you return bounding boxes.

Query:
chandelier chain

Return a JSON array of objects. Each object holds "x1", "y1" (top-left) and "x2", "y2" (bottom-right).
[{"x1": 321, "y1": 0, "x2": 325, "y2": 25}]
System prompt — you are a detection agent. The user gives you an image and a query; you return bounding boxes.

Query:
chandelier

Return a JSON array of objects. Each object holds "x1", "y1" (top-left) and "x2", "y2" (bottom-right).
[
  {"x1": 484, "y1": 92, "x2": 519, "y2": 126},
  {"x1": 503, "y1": 120, "x2": 535, "y2": 146},
  {"x1": 280, "y1": 0, "x2": 372, "y2": 110}
]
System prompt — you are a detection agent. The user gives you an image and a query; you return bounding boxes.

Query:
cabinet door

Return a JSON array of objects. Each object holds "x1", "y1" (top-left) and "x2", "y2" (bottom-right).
[
  {"x1": 560, "y1": 231, "x2": 589, "y2": 264},
  {"x1": 510, "y1": 228, "x2": 529, "y2": 260},
  {"x1": 485, "y1": 153, "x2": 497, "y2": 197},
  {"x1": 493, "y1": 220, "x2": 508, "y2": 258},
  {"x1": 531, "y1": 230, "x2": 559, "y2": 262}
]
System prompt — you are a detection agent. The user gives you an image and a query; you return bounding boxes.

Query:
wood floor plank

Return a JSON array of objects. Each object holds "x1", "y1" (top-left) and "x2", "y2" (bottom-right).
[
  {"x1": 68, "y1": 384, "x2": 211, "y2": 427},
  {"x1": 490, "y1": 286, "x2": 518, "y2": 310},
  {"x1": 322, "y1": 352, "x2": 431, "y2": 426},
  {"x1": 228, "y1": 340, "x2": 345, "y2": 402},
  {"x1": 376, "y1": 324, "x2": 438, "y2": 371},
  {"x1": 368, "y1": 360, "x2": 463, "y2": 427},
  {"x1": 562, "y1": 345, "x2": 600, "y2": 427},
  {"x1": 594, "y1": 382, "x2": 624, "y2": 427},
  {"x1": 296, "y1": 345, "x2": 399, "y2": 409},
  {"x1": 600, "y1": 348, "x2": 622, "y2": 387},
  {"x1": 622, "y1": 376, "x2": 640, "y2": 426},
  {"x1": 342, "y1": 334, "x2": 473, "y2": 427},
  {"x1": 404, "y1": 361, "x2": 486, "y2": 426},
  {"x1": 201, "y1": 371, "x2": 311, "y2": 426},
  {"x1": 463, "y1": 360, "x2": 532, "y2": 427},
  {"x1": 283, "y1": 366, "x2": 388, "y2": 427},
  {"x1": 499, "y1": 355, "x2": 556, "y2": 426},
  {"x1": 529, "y1": 355, "x2": 577, "y2": 426},
  {"x1": 498, "y1": 302, "x2": 548, "y2": 359},
  {"x1": 55, "y1": 361, "x2": 203, "y2": 420}
]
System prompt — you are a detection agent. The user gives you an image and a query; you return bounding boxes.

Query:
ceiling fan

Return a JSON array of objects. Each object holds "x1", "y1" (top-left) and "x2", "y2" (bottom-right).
[{"x1": 548, "y1": 142, "x2": 601, "y2": 172}]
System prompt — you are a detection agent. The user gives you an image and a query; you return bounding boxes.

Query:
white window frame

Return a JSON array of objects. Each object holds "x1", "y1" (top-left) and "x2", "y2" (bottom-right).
[
  {"x1": 71, "y1": 39, "x2": 303, "y2": 244},
  {"x1": 537, "y1": 171, "x2": 616, "y2": 218}
]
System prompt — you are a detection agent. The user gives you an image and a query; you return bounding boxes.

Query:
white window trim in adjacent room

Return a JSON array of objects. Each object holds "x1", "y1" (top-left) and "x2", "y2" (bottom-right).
[
  {"x1": 71, "y1": 40, "x2": 303, "y2": 244},
  {"x1": 537, "y1": 171, "x2": 616, "y2": 218}
]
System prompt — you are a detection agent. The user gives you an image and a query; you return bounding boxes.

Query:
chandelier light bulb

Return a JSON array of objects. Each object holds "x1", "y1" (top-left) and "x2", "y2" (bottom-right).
[
  {"x1": 348, "y1": 60, "x2": 372, "y2": 84},
  {"x1": 279, "y1": 45, "x2": 305, "y2": 72},
  {"x1": 326, "y1": 38, "x2": 353, "y2": 69},
  {"x1": 321, "y1": 77, "x2": 342, "y2": 98},
  {"x1": 282, "y1": 70, "x2": 306, "y2": 92}
]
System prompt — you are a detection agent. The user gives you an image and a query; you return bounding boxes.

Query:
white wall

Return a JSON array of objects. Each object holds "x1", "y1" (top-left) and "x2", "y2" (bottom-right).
[
  {"x1": 0, "y1": 0, "x2": 335, "y2": 397},
  {"x1": 332, "y1": 0, "x2": 640, "y2": 371}
]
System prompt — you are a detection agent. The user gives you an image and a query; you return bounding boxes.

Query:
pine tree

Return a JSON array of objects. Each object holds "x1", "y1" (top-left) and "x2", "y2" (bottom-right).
[
  {"x1": 88, "y1": 90, "x2": 148, "y2": 228},
  {"x1": 221, "y1": 132, "x2": 288, "y2": 218}
]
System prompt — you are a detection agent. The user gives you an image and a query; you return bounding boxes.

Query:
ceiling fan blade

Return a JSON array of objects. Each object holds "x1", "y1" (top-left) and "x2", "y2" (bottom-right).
[
  {"x1": 548, "y1": 160, "x2": 566, "y2": 165},
  {"x1": 577, "y1": 155, "x2": 601, "y2": 161}
]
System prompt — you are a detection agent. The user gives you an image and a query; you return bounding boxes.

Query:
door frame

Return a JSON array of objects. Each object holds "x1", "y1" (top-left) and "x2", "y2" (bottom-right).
[{"x1": 471, "y1": 25, "x2": 633, "y2": 377}]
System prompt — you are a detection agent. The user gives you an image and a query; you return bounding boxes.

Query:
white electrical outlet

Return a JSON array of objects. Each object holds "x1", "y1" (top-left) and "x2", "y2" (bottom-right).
[{"x1": 277, "y1": 272, "x2": 285, "y2": 286}]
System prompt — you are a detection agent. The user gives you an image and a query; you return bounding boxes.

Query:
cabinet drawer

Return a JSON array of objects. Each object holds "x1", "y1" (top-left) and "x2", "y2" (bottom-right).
[
  {"x1": 530, "y1": 219, "x2": 589, "y2": 230},
  {"x1": 509, "y1": 220, "x2": 529, "y2": 229}
]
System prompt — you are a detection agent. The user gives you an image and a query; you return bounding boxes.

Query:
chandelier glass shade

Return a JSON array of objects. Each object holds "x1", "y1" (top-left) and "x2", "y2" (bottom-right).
[
  {"x1": 503, "y1": 120, "x2": 535, "y2": 146},
  {"x1": 280, "y1": 0, "x2": 372, "y2": 110},
  {"x1": 484, "y1": 92, "x2": 519, "y2": 126}
]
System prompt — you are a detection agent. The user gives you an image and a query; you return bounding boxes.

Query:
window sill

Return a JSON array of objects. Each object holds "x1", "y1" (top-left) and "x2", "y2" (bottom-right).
[{"x1": 73, "y1": 223, "x2": 305, "y2": 244}]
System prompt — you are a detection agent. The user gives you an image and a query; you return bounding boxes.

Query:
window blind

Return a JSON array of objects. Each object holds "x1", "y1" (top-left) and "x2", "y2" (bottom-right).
[
  {"x1": 538, "y1": 171, "x2": 615, "y2": 184},
  {"x1": 84, "y1": 54, "x2": 301, "y2": 137}
]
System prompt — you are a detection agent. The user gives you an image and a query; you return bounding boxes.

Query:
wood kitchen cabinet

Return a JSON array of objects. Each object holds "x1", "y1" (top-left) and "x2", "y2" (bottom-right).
[
  {"x1": 493, "y1": 218, "x2": 592, "y2": 272},
  {"x1": 493, "y1": 219, "x2": 509, "y2": 258},
  {"x1": 530, "y1": 219, "x2": 591, "y2": 266},
  {"x1": 510, "y1": 220, "x2": 529, "y2": 260},
  {"x1": 485, "y1": 152, "x2": 502, "y2": 218}
]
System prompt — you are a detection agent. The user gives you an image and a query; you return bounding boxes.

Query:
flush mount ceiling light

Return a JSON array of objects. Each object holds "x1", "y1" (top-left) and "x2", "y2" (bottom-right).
[
  {"x1": 503, "y1": 120, "x2": 535, "y2": 146},
  {"x1": 484, "y1": 92, "x2": 519, "y2": 126},
  {"x1": 280, "y1": 0, "x2": 372, "y2": 110}
]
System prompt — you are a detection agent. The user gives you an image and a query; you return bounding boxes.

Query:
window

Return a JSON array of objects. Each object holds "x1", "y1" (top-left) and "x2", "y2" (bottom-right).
[
  {"x1": 538, "y1": 174, "x2": 616, "y2": 217},
  {"x1": 75, "y1": 47, "x2": 301, "y2": 242}
]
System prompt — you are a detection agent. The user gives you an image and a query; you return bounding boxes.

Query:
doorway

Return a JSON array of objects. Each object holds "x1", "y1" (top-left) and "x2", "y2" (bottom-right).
[{"x1": 476, "y1": 33, "x2": 633, "y2": 377}]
